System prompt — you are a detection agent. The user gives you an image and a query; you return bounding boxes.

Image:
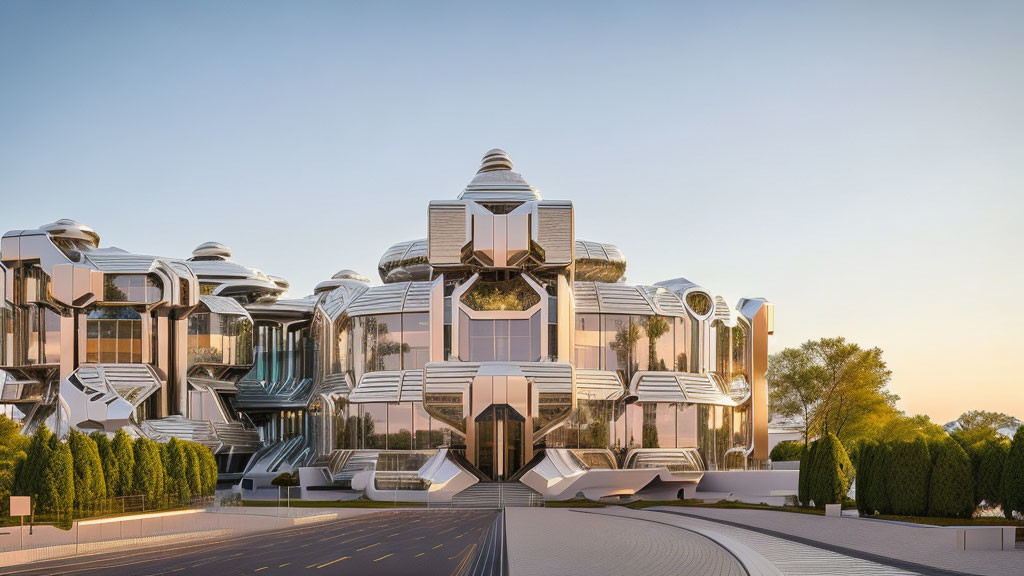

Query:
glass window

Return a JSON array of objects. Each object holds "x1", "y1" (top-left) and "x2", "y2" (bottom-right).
[
  {"x1": 677, "y1": 403, "x2": 697, "y2": 448},
  {"x1": 643, "y1": 316, "x2": 673, "y2": 372},
  {"x1": 387, "y1": 403, "x2": 413, "y2": 450},
  {"x1": 574, "y1": 314, "x2": 602, "y2": 369},
  {"x1": 461, "y1": 312, "x2": 541, "y2": 362},
  {"x1": 402, "y1": 313, "x2": 430, "y2": 370},
  {"x1": 360, "y1": 403, "x2": 388, "y2": 449},
  {"x1": 714, "y1": 320, "x2": 730, "y2": 375},
  {"x1": 87, "y1": 308, "x2": 143, "y2": 363},
  {"x1": 603, "y1": 315, "x2": 637, "y2": 381},
  {"x1": 103, "y1": 275, "x2": 162, "y2": 304},
  {"x1": 187, "y1": 312, "x2": 253, "y2": 367},
  {"x1": 732, "y1": 323, "x2": 748, "y2": 379},
  {"x1": 362, "y1": 315, "x2": 403, "y2": 372}
]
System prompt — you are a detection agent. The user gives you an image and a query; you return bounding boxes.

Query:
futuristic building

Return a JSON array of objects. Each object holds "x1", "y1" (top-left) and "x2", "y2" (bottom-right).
[{"x1": 0, "y1": 150, "x2": 773, "y2": 502}]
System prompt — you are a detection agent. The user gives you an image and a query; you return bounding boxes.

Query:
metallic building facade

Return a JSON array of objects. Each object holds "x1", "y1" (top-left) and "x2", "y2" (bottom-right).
[{"x1": 0, "y1": 150, "x2": 773, "y2": 501}]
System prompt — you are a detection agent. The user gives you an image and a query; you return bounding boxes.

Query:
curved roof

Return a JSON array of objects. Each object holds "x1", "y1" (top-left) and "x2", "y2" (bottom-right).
[
  {"x1": 574, "y1": 240, "x2": 627, "y2": 283},
  {"x1": 378, "y1": 238, "x2": 431, "y2": 283}
]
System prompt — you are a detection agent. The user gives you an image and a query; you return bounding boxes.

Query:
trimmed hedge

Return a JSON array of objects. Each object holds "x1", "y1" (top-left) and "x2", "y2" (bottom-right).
[
  {"x1": 797, "y1": 434, "x2": 853, "y2": 508},
  {"x1": 927, "y1": 437, "x2": 974, "y2": 518},
  {"x1": 770, "y1": 440, "x2": 806, "y2": 462},
  {"x1": 798, "y1": 440, "x2": 817, "y2": 507},
  {"x1": 970, "y1": 439, "x2": 1008, "y2": 508},
  {"x1": 855, "y1": 441, "x2": 877, "y2": 516},
  {"x1": 1002, "y1": 425, "x2": 1024, "y2": 519}
]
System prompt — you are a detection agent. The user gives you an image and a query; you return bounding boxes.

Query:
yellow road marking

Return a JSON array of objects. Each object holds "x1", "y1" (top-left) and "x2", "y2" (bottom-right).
[
  {"x1": 279, "y1": 563, "x2": 291, "y2": 568},
  {"x1": 316, "y1": 556, "x2": 350, "y2": 568},
  {"x1": 433, "y1": 543, "x2": 444, "y2": 549},
  {"x1": 415, "y1": 553, "x2": 425, "y2": 557},
  {"x1": 254, "y1": 568, "x2": 267, "y2": 573},
  {"x1": 356, "y1": 542, "x2": 381, "y2": 551},
  {"x1": 305, "y1": 563, "x2": 319, "y2": 568},
  {"x1": 373, "y1": 553, "x2": 393, "y2": 562}
]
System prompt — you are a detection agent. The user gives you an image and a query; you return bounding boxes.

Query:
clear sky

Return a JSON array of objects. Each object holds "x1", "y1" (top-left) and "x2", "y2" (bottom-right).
[{"x1": 1, "y1": 2, "x2": 1021, "y2": 424}]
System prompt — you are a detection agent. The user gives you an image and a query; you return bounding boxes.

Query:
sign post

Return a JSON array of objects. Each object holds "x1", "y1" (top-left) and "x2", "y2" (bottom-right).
[{"x1": 10, "y1": 496, "x2": 30, "y2": 550}]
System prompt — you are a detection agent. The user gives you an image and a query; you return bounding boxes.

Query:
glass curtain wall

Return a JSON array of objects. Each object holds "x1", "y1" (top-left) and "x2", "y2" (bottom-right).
[
  {"x1": 458, "y1": 311, "x2": 541, "y2": 362},
  {"x1": 187, "y1": 313, "x2": 253, "y2": 366},
  {"x1": 360, "y1": 313, "x2": 430, "y2": 373},
  {"x1": 335, "y1": 401, "x2": 461, "y2": 450}
]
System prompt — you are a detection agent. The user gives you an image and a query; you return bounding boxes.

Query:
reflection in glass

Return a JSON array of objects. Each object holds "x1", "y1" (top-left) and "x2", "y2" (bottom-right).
[{"x1": 86, "y1": 308, "x2": 143, "y2": 363}]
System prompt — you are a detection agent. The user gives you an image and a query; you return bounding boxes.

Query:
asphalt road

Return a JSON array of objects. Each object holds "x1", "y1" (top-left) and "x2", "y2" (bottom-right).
[{"x1": 1, "y1": 509, "x2": 502, "y2": 576}]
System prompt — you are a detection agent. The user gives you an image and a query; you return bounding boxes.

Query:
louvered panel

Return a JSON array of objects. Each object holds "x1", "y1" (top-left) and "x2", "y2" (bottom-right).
[
  {"x1": 520, "y1": 363, "x2": 573, "y2": 393},
  {"x1": 537, "y1": 203, "x2": 573, "y2": 264},
  {"x1": 402, "y1": 281, "x2": 433, "y2": 311},
  {"x1": 596, "y1": 283, "x2": 654, "y2": 315},
  {"x1": 319, "y1": 283, "x2": 368, "y2": 322},
  {"x1": 573, "y1": 281, "x2": 600, "y2": 313},
  {"x1": 423, "y1": 362, "x2": 479, "y2": 393},
  {"x1": 199, "y1": 295, "x2": 250, "y2": 316},
  {"x1": 350, "y1": 371, "x2": 402, "y2": 402},
  {"x1": 428, "y1": 203, "x2": 467, "y2": 264},
  {"x1": 714, "y1": 296, "x2": 732, "y2": 322},
  {"x1": 575, "y1": 369, "x2": 624, "y2": 400},
  {"x1": 320, "y1": 372, "x2": 352, "y2": 395},
  {"x1": 399, "y1": 370, "x2": 424, "y2": 402},
  {"x1": 641, "y1": 286, "x2": 687, "y2": 317},
  {"x1": 633, "y1": 373, "x2": 686, "y2": 403},
  {"x1": 84, "y1": 252, "x2": 157, "y2": 272},
  {"x1": 347, "y1": 283, "x2": 410, "y2": 316},
  {"x1": 680, "y1": 372, "x2": 735, "y2": 405}
]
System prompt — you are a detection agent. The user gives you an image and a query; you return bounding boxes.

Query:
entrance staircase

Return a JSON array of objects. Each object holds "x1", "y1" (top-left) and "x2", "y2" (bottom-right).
[{"x1": 451, "y1": 482, "x2": 544, "y2": 509}]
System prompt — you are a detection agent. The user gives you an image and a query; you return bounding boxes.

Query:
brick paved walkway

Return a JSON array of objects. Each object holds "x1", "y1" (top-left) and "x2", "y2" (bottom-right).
[
  {"x1": 505, "y1": 508, "x2": 745, "y2": 576},
  {"x1": 651, "y1": 507, "x2": 1023, "y2": 576}
]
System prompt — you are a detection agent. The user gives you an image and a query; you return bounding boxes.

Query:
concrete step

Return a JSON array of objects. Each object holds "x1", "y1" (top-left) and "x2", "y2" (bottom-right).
[{"x1": 451, "y1": 482, "x2": 544, "y2": 508}]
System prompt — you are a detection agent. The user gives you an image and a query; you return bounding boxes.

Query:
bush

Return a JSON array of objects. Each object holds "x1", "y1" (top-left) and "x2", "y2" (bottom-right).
[
  {"x1": 886, "y1": 438, "x2": 931, "y2": 516},
  {"x1": 807, "y1": 433, "x2": 853, "y2": 508},
  {"x1": 111, "y1": 430, "x2": 135, "y2": 497},
  {"x1": 798, "y1": 440, "x2": 818, "y2": 507},
  {"x1": 164, "y1": 438, "x2": 192, "y2": 504},
  {"x1": 182, "y1": 442, "x2": 203, "y2": 498},
  {"x1": 928, "y1": 437, "x2": 974, "y2": 518},
  {"x1": 271, "y1": 472, "x2": 298, "y2": 487},
  {"x1": 972, "y1": 439, "x2": 1008, "y2": 508},
  {"x1": 770, "y1": 440, "x2": 806, "y2": 462},
  {"x1": 1001, "y1": 425, "x2": 1024, "y2": 519},
  {"x1": 196, "y1": 444, "x2": 218, "y2": 496}
]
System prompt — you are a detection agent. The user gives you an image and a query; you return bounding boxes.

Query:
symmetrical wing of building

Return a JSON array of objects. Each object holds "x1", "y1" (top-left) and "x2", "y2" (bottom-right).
[{"x1": 0, "y1": 150, "x2": 773, "y2": 501}]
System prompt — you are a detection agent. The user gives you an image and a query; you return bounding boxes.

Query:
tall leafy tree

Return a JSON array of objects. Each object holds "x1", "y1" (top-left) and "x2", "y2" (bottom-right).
[
  {"x1": 111, "y1": 429, "x2": 135, "y2": 497},
  {"x1": 67, "y1": 430, "x2": 103, "y2": 513},
  {"x1": 0, "y1": 416, "x2": 29, "y2": 515},
  {"x1": 182, "y1": 443, "x2": 202, "y2": 497},
  {"x1": 132, "y1": 438, "x2": 162, "y2": 505},
  {"x1": 769, "y1": 338, "x2": 898, "y2": 446},
  {"x1": 928, "y1": 437, "x2": 974, "y2": 518},
  {"x1": 886, "y1": 438, "x2": 931, "y2": 516},
  {"x1": 164, "y1": 438, "x2": 192, "y2": 504}
]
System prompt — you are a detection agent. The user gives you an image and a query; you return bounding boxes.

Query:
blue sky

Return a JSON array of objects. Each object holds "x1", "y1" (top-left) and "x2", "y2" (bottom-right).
[{"x1": 1, "y1": 1, "x2": 1021, "y2": 423}]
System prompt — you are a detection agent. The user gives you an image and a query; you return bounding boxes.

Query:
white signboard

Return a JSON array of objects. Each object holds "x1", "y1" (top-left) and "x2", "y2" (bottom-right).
[{"x1": 9, "y1": 496, "x2": 29, "y2": 517}]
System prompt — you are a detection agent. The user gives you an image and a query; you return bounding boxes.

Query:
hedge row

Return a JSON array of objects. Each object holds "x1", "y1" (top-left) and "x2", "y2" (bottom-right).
[
  {"x1": 769, "y1": 440, "x2": 806, "y2": 462},
  {"x1": 8, "y1": 425, "x2": 217, "y2": 527},
  {"x1": 798, "y1": 433, "x2": 853, "y2": 508},
  {"x1": 856, "y1": 427, "x2": 1024, "y2": 519}
]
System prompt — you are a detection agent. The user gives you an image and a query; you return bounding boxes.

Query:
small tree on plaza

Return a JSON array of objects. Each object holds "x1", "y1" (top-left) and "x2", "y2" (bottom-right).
[
  {"x1": 44, "y1": 436, "x2": 74, "y2": 527},
  {"x1": 68, "y1": 430, "x2": 105, "y2": 514},
  {"x1": 798, "y1": 440, "x2": 818, "y2": 507},
  {"x1": 12, "y1": 425, "x2": 53, "y2": 501},
  {"x1": 132, "y1": 438, "x2": 163, "y2": 506},
  {"x1": 807, "y1": 433, "x2": 853, "y2": 508},
  {"x1": 164, "y1": 438, "x2": 192, "y2": 504},
  {"x1": 182, "y1": 442, "x2": 203, "y2": 498}
]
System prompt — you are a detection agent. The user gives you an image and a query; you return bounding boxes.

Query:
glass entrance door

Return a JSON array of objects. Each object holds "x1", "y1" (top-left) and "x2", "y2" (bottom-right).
[{"x1": 474, "y1": 404, "x2": 525, "y2": 481}]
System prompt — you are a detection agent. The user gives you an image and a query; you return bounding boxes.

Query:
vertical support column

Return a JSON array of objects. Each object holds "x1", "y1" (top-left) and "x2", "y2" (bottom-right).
[
  {"x1": 750, "y1": 304, "x2": 771, "y2": 461},
  {"x1": 155, "y1": 315, "x2": 169, "y2": 417},
  {"x1": 429, "y1": 275, "x2": 445, "y2": 362},
  {"x1": 556, "y1": 274, "x2": 574, "y2": 363}
]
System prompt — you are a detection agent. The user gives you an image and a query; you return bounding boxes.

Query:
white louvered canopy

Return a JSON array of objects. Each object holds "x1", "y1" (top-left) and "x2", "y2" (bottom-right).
[
  {"x1": 630, "y1": 371, "x2": 738, "y2": 406},
  {"x1": 347, "y1": 281, "x2": 432, "y2": 316},
  {"x1": 575, "y1": 369, "x2": 624, "y2": 401}
]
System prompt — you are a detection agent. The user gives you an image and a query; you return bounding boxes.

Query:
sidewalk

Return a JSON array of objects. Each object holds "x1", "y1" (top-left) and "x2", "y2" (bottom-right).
[{"x1": 650, "y1": 507, "x2": 1022, "y2": 576}]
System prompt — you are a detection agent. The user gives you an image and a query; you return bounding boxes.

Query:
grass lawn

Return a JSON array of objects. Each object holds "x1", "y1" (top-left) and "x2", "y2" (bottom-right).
[
  {"x1": 622, "y1": 499, "x2": 825, "y2": 516},
  {"x1": 870, "y1": 514, "x2": 1024, "y2": 541},
  {"x1": 239, "y1": 499, "x2": 426, "y2": 508},
  {"x1": 544, "y1": 499, "x2": 607, "y2": 508}
]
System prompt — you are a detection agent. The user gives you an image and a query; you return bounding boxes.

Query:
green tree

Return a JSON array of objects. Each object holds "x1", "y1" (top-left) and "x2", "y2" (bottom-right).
[
  {"x1": 798, "y1": 440, "x2": 818, "y2": 507},
  {"x1": 0, "y1": 416, "x2": 29, "y2": 515},
  {"x1": 89, "y1": 432, "x2": 117, "y2": 499},
  {"x1": 44, "y1": 436, "x2": 74, "y2": 528},
  {"x1": 164, "y1": 438, "x2": 192, "y2": 504},
  {"x1": 1001, "y1": 426, "x2": 1024, "y2": 519},
  {"x1": 886, "y1": 438, "x2": 931, "y2": 516},
  {"x1": 68, "y1": 430, "x2": 104, "y2": 514},
  {"x1": 609, "y1": 319, "x2": 643, "y2": 381},
  {"x1": 111, "y1": 429, "x2": 135, "y2": 497},
  {"x1": 196, "y1": 444, "x2": 218, "y2": 496},
  {"x1": 182, "y1": 442, "x2": 203, "y2": 498},
  {"x1": 13, "y1": 425, "x2": 53, "y2": 501},
  {"x1": 807, "y1": 434, "x2": 853, "y2": 508},
  {"x1": 928, "y1": 437, "x2": 974, "y2": 518},
  {"x1": 768, "y1": 338, "x2": 896, "y2": 447},
  {"x1": 957, "y1": 411, "x2": 1019, "y2": 432},
  {"x1": 132, "y1": 438, "x2": 162, "y2": 506},
  {"x1": 769, "y1": 440, "x2": 806, "y2": 461}
]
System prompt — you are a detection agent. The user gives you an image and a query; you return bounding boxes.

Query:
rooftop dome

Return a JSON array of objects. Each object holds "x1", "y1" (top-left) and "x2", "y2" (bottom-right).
[
  {"x1": 39, "y1": 219, "x2": 100, "y2": 248},
  {"x1": 190, "y1": 241, "x2": 232, "y2": 261},
  {"x1": 478, "y1": 149, "x2": 514, "y2": 173},
  {"x1": 332, "y1": 269, "x2": 370, "y2": 283}
]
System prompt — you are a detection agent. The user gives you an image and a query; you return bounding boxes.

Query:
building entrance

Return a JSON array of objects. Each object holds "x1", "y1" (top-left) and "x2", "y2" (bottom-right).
[{"x1": 475, "y1": 404, "x2": 525, "y2": 481}]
